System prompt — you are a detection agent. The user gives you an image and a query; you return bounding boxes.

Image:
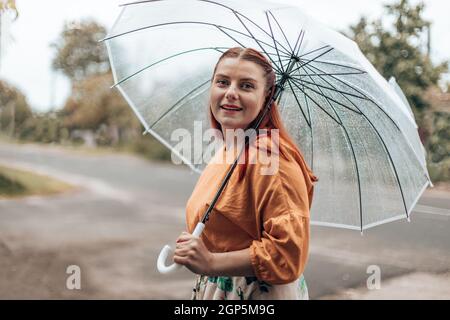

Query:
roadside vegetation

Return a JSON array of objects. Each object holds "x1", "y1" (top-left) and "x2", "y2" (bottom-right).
[{"x1": 0, "y1": 165, "x2": 74, "y2": 199}]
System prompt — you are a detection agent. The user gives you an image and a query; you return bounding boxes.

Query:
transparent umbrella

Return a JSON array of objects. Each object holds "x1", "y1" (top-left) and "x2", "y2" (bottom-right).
[{"x1": 103, "y1": 0, "x2": 432, "y2": 271}]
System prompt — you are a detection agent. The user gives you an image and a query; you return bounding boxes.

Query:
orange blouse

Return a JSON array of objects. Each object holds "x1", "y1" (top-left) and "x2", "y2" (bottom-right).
[{"x1": 186, "y1": 135, "x2": 317, "y2": 285}]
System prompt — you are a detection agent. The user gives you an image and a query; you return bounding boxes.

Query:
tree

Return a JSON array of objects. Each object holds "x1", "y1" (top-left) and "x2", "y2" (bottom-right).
[
  {"x1": 348, "y1": 0, "x2": 448, "y2": 118},
  {"x1": 51, "y1": 19, "x2": 110, "y2": 82},
  {"x1": 51, "y1": 19, "x2": 131, "y2": 145},
  {"x1": 51, "y1": 19, "x2": 170, "y2": 159},
  {"x1": 0, "y1": 80, "x2": 32, "y2": 137},
  {"x1": 60, "y1": 72, "x2": 140, "y2": 145},
  {"x1": 421, "y1": 87, "x2": 450, "y2": 182},
  {"x1": 0, "y1": 0, "x2": 18, "y2": 71}
]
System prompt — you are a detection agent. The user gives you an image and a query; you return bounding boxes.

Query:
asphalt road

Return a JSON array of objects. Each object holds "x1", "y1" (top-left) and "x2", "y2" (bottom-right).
[{"x1": 0, "y1": 142, "x2": 449, "y2": 299}]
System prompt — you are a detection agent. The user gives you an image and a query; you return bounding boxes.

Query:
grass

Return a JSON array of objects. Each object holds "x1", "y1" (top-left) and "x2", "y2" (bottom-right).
[{"x1": 0, "y1": 165, "x2": 74, "y2": 199}]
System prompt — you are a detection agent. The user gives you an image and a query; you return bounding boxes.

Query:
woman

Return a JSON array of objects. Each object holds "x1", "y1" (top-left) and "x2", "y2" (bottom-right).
[{"x1": 173, "y1": 47, "x2": 318, "y2": 300}]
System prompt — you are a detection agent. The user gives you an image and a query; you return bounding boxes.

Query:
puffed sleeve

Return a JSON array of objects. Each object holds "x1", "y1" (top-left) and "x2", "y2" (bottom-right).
[{"x1": 248, "y1": 138, "x2": 313, "y2": 285}]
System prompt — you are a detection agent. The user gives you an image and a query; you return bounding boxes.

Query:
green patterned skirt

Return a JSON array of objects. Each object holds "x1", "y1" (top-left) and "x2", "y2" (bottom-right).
[{"x1": 191, "y1": 274, "x2": 309, "y2": 300}]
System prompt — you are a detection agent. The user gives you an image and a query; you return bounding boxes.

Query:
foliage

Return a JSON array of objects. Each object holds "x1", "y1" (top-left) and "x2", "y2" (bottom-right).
[
  {"x1": 0, "y1": 80, "x2": 32, "y2": 136},
  {"x1": 0, "y1": 165, "x2": 73, "y2": 198},
  {"x1": 0, "y1": 172, "x2": 26, "y2": 196},
  {"x1": 348, "y1": 0, "x2": 448, "y2": 118},
  {"x1": 18, "y1": 112, "x2": 66, "y2": 143},
  {"x1": 60, "y1": 72, "x2": 141, "y2": 144},
  {"x1": 348, "y1": 0, "x2": 449, "y2": 183},
  {"x1": 51, "y1": 19, "x2": 109, "y2": 82},
  {"x1": 422, "y1": 106, "x2": 450, "y2": 182}
]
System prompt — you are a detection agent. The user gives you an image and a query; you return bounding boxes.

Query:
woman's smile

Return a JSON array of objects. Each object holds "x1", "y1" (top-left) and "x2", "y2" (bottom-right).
[{"x1": 220, "y1": 104, "x2": 243, "y2": 112}]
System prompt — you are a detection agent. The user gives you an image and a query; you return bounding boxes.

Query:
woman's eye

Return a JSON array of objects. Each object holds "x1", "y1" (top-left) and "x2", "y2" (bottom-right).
[{"x1": 215, "y1": 80, "x2": 253, "y2": 89}]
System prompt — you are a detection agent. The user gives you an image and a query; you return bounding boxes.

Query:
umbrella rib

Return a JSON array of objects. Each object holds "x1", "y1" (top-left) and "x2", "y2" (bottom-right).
[
  {"x1": 214, "y1": 25, "x2": 284, "y2": 74},
  {"x1": 290, "y1": 47, "x2": 335, "y2": 75},
  {"x1": 265, "y1": 11, "x2": 285, "y2": 73},
  {"x1": 214, "y1": 25, "x2": 247, "y2": 49},
  {"x1": 299, "y1": 71, "x2": 367, "y2": 76},
  {"x1": 103, "y1": 21, "x2": 190, "y2": 41},
  {"x1": 286, "y1": 81, "x2": 311, "y2": 128},
  {"x1": 273, "y1": 53, "x2": 293, "y2": 60},
  {"x1": 361, "y1": 118, "x2": 410, "y2": 221},
  {"x1": 301, "y1": 65, "x2": 409, "y2": 221},
  {"x1": 112, "y1": 47, "x2": 230, "y2": 87},
  {"x1": 300, "y1": 57, "x2": 367, "y2": 73},
  {"x1": 230, "y1": 10, "x2": 291, "y2": 55},
  {"x1": 196, "y1": 0, "x2": 292, "y2": 55},
  {"x1": 289, "y1": 77, "x2": 363, "y2": 115},
  {"x1": 306, "y1": 62, "x2": 380, "y2": 103},
  {"x1": 285, "y1": 81, "x2": 315, "y2": 170},
  {"x1": 299, "y1": 70, "x2": 347, "y2": 123},
  {"x1": 267, "y1": 10, "x2": 295, "y2": 53},
  {"x1": 290, "y1": 76, "x2": 367, "y2": 102},
  {"x1": 149, "y1": 78, "x2": 211, "y2": 129},
  {"x1": 305, "y1": 66, "x2": 378, "y2": 114},
  {"x1": 279, "y1": 56, "x2": 294, "y2": 62},
  {"x1": 301, "y1": 78, "x2": 315, "y2": 171},
  {"x1": 217, "y1": 25, "x2": 290, "y2": 60},
  {"x1": 289, "y1": 79, "x2": 342, "y2": 126},
  {"x1": 302, "y1": 64, "x2": 371, "y2": 116},
  {"x1": 120, "y1": 0, "x2": 163, "y2": 6},
  {"x1": 299, "y1": 45, "x2": 331, "y2": 58},
  {"x1": 231, "y1": 11, "x2": 286, "y2": 73},
  {"x1": 305, "y1": 62, "x2": 402, "y2": 132},
  {"x1": 293, "y1": 30, "x2": 306, "y2": 58}
]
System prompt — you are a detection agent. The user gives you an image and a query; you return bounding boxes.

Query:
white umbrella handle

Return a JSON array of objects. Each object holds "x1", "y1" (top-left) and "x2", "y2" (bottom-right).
[{"x1": 157, "y1": 222, "x2": 205, "y2": 274}]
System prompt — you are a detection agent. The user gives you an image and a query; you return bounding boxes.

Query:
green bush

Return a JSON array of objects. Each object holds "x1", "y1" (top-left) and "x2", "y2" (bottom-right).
[
  {"x1": 426, "y1": 111, "x2": 450, "y2": 183},
  {"x1": 129, "y1": 135, "x2": 171, "y2": 162},
  {"x1": 428, "y1": 158, "x2": 450, "y2": 183},
  {"x1": 0, "y1": 173, "x2": 26, "y2": 196}
]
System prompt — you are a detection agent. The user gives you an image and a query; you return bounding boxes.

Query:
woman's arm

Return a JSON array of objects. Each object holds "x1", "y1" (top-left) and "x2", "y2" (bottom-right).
[
  {"x1": 211, "y1": 247, "x2": 255, "y2": 277},
  {"x1": 173, "y1": 231, "x2": 255, "y2": 277}
]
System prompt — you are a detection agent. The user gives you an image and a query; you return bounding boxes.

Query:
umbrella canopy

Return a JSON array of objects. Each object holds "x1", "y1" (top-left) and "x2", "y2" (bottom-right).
[
  {"x1": 104, "y1": 0, "x2": 431, "y2": 231},
  {"x1": 388, "y1": 76, "x2": 431, "y2": 184}
]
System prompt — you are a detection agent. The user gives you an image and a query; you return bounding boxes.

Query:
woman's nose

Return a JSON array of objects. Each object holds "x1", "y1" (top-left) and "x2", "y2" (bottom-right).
[{"x1": 225, "y1": 85, "x2": 238, "y2": 100}]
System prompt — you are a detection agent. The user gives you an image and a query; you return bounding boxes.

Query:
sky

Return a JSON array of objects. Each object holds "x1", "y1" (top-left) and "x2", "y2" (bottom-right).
[{"x1": 0, "y1": 0, "x2": 449, "y2": 112}]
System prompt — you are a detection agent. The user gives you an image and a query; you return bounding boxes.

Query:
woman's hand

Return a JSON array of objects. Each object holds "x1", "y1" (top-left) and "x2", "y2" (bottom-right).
[{"x1": 173, "y1": 231, "x2": 215, "y2": 275}]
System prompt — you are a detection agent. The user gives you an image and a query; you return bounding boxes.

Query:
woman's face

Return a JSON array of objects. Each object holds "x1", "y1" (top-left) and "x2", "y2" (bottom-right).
[{"x1": 210, "y1": 57, "x2": 268, "y2": 131}]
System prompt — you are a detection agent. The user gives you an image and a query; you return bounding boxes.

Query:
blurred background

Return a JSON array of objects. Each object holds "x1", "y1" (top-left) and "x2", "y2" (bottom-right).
[{"x1": 0, "y1": 0, "x2": 449, "y2": 299}]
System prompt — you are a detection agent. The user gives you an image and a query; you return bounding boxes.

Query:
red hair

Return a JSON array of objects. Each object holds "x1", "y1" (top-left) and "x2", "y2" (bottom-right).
[{"x1": 209, "y1": 47, "x2": 315, "y2": 181}]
